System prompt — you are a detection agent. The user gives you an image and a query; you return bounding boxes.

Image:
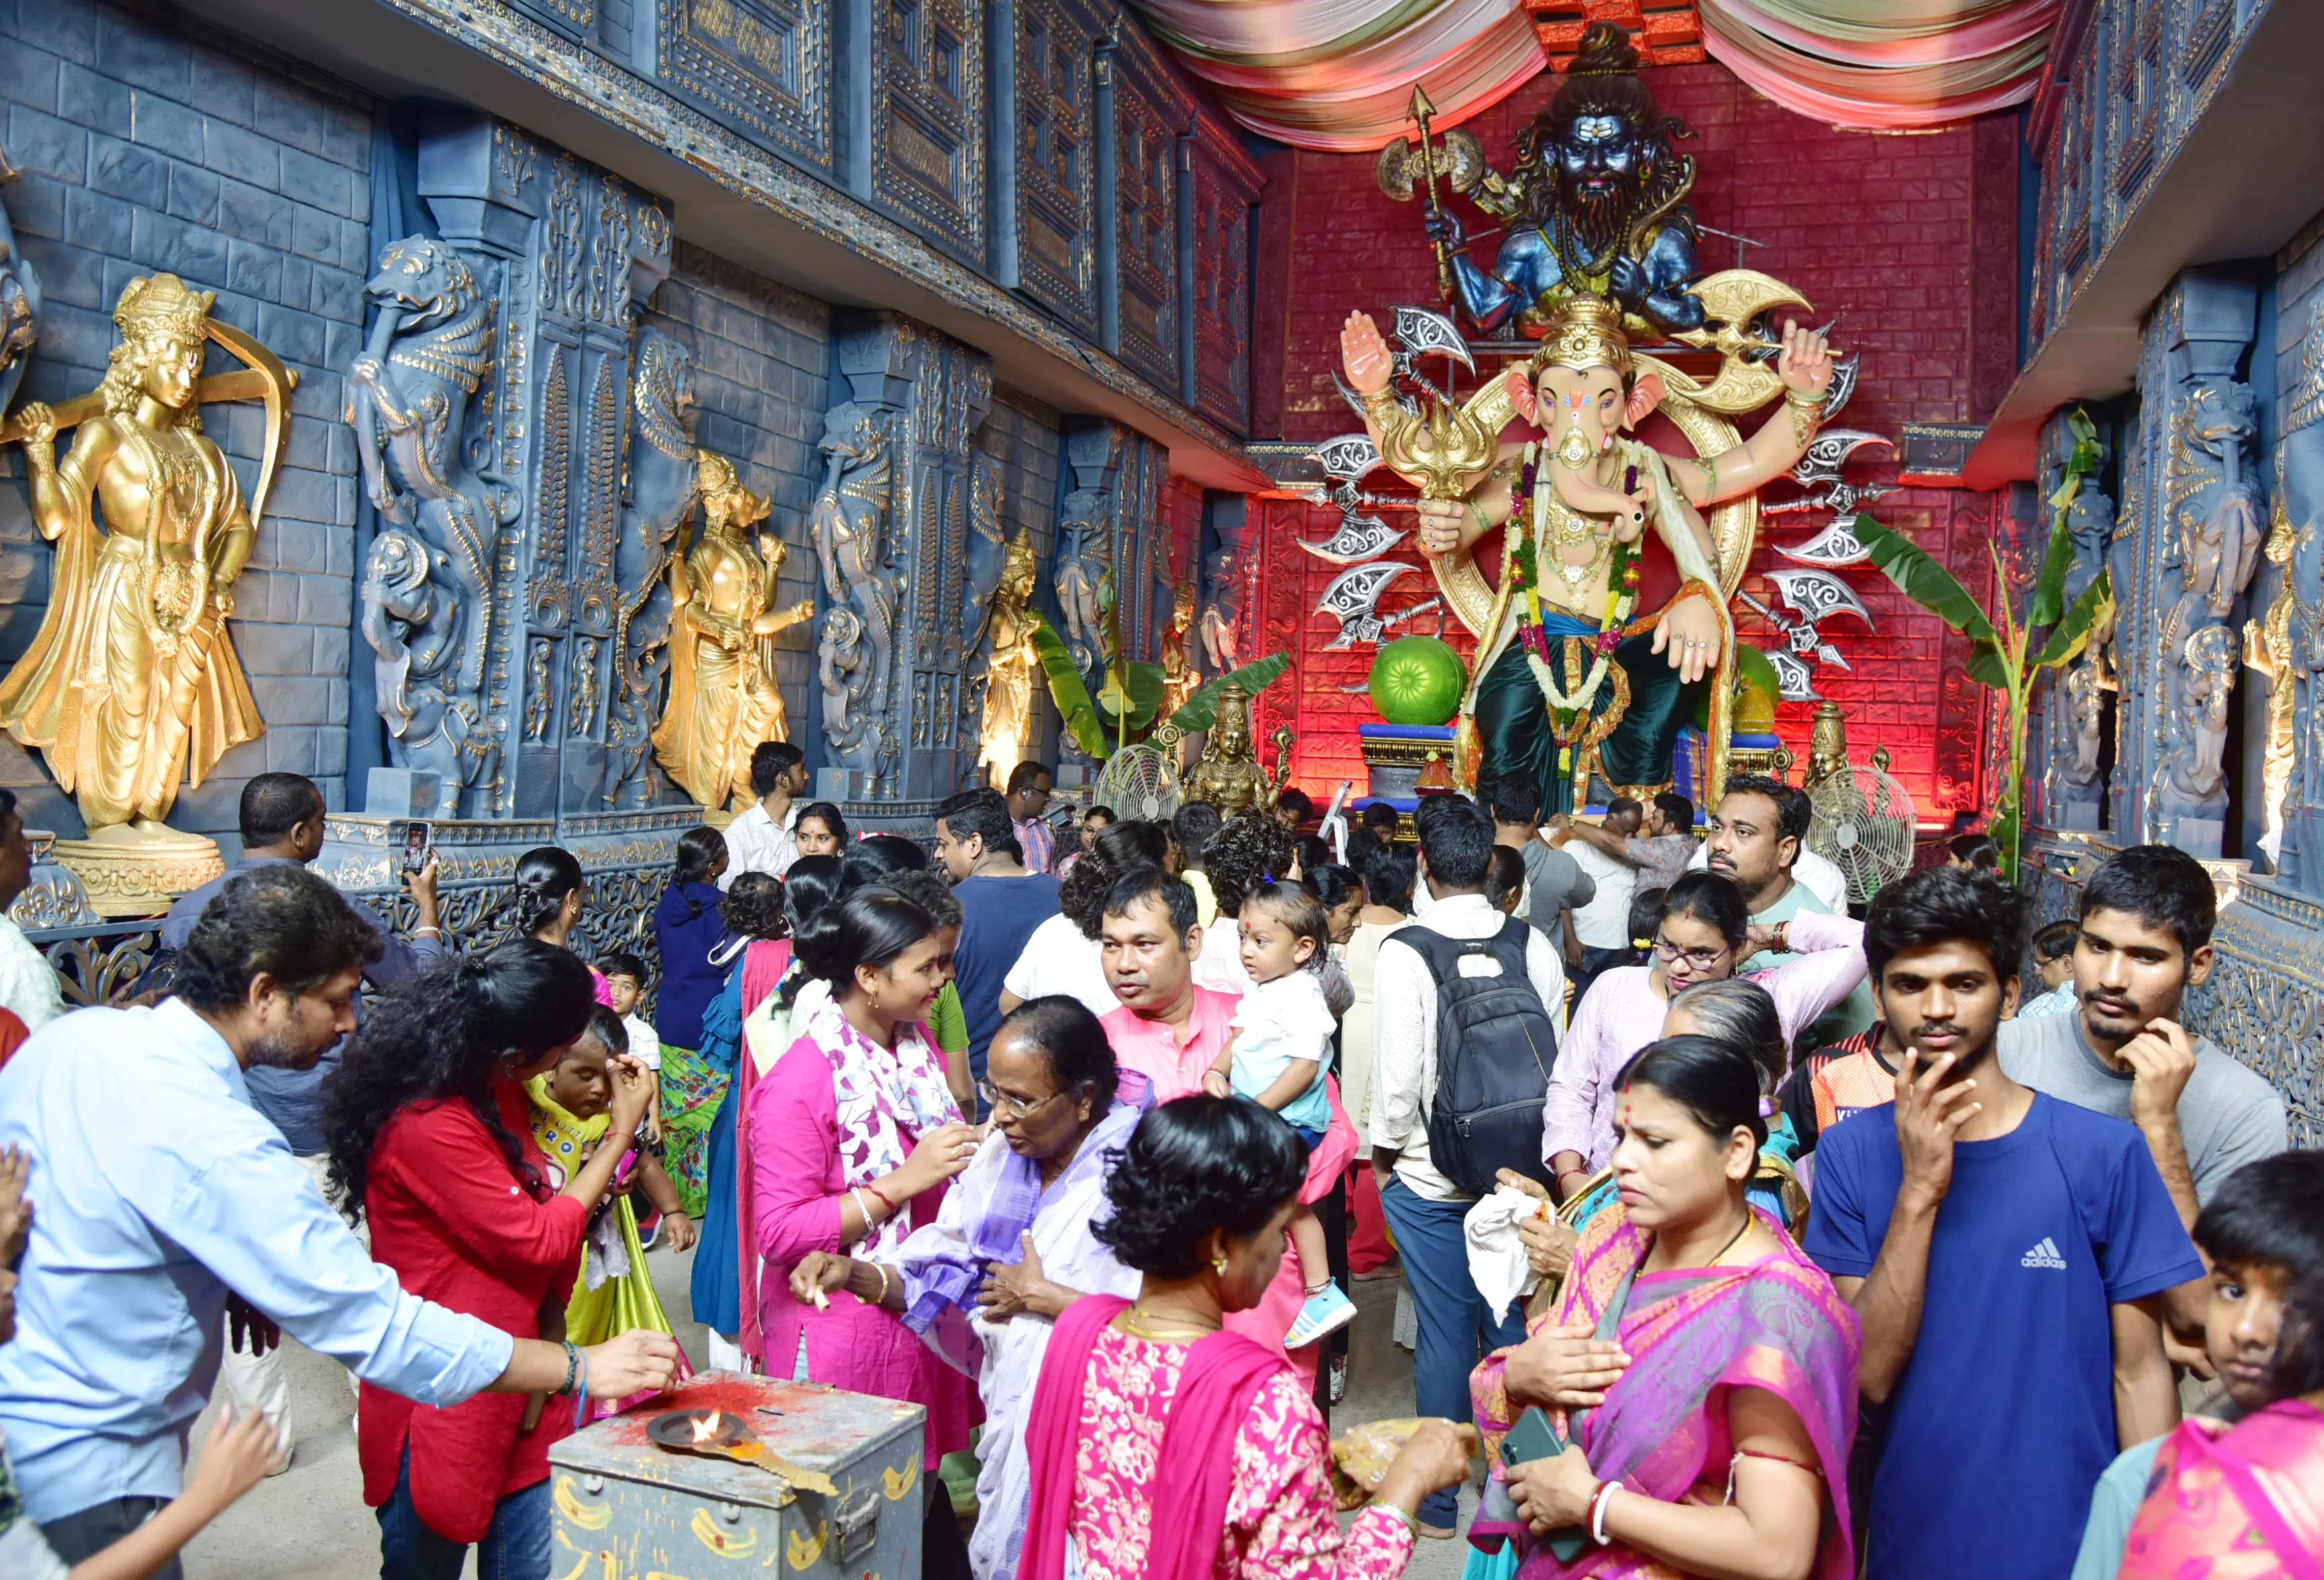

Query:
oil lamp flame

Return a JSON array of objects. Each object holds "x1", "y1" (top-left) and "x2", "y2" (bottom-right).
[{"x1": 690, "y1": 1410, "x2": 721, "y2": 1446}]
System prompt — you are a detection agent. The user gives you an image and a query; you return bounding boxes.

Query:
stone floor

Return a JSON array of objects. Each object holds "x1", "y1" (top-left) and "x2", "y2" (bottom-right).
[{"x1": 180, "y1": 1252, "x2": 1477, "y2": 1579}]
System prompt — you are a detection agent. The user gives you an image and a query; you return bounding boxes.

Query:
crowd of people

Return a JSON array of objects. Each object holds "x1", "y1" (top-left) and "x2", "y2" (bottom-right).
[{"x1": 0, "y1": 749, "x2": 2316, "y2": 1580}]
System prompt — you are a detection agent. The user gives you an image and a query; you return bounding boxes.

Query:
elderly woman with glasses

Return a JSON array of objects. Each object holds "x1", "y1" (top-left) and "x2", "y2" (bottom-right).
[
  {"x1": 793, "y1": 998, "x2": 1146, "y2": 1580},
  {"x1": 1541, "y1": 872, "x2": 1865, "y2": 1201}
]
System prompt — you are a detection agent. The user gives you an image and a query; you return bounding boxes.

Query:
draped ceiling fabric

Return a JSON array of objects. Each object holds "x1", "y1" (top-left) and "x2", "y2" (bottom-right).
[
  {"x1": 1123, "y1": 0, "x2": 1547, "y2": 152},
  {"x1": 1128, "y1": 0, "x2": 2059, "y2": 148},
  {"x1": 1697, "y1": 0, "x2": 2061, "y2": 129}
]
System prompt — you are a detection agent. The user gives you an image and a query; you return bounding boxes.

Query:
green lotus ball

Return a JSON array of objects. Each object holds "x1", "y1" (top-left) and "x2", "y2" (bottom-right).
[{"x1": 1368, "y1": 635, "x2": 1466, "y2": 725}]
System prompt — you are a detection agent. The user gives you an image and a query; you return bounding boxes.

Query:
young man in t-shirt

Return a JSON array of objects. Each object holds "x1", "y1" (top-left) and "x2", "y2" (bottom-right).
[
  {"x1": 1486, "y1": 777, "x2": 1594, "y2": 951},
  {"x1": 1705, "y1": 774, "x2": 1875, "y2": 1037},
  {"x1": 2000, "y1": 843, "x2": 2286, "y2": 1222},
  {"x1": 1804, "y1": 865, "x2": 2202, "y2": 1580},
  {"x1": 1777, "y1": 1017, "x2": 1895, "y2": 1161},
  {"x1": 934, "y1": 786, "x2": 1060, "y2": 1094}
]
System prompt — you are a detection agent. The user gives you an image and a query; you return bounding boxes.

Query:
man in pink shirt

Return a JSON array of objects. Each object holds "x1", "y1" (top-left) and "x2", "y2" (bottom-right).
[
  {"x1": 1097, "y1": 869, "x2": 1239, "y2": 1094},
  {"x1": 1095, "y1": 868, "x2": 1356, "y2": 1369}
]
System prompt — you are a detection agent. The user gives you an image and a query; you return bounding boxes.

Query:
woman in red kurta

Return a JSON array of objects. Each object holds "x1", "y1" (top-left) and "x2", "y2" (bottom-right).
[{"x1": 324, "y1": 940, "x2": 655, "y2": 1580}]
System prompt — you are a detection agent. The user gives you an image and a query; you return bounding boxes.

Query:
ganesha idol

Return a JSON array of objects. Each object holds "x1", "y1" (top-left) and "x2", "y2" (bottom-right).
[{"x1": 1339, "y1": 288, "x2": 1836, "y2": 814}]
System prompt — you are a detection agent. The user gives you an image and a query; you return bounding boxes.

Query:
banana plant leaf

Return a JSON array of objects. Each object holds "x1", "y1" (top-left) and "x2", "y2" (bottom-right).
[
  {"x1": 1855, "y1": 513, "x2": 2000, "y2": 645},
  {"x1": 2029, "y1": 508, "x2": 2078, "y2": 629},
  {"x1": 2034, "y1": 571, "x2": 2114, "y2": 670},
  {"x1": 1966, "y1": 639, "x2": 2012, "y2": 690},
  {"x1": 1096, "y1": 660, "x2": 1167, "y2": 735},
  {"x1": 1028, "y1": 616, "x2": 1112, "y2": 760},
  {"x1": 1168, "y1": 653, "x2": 1293, "y2": 733}
]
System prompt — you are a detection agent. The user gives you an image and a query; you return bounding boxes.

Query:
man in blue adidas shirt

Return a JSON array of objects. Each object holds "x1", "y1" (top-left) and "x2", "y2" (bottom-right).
[{"x1": 1803, "y1": 866, "x2": 2202, "y2": 1580}]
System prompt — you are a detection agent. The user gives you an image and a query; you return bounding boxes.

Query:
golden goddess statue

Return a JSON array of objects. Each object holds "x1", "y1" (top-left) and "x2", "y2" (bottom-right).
[
  {"x1": 1182, "y1": 681, "x2": 1293, "y2": 818},
  {"x1": 976, "y1": 526, "x2": 1039, "y2": 782},
  {"x1": 653, "y1": 451, "x2": 816, "y2": 810},
  {"x1": 0, "y1": 274, "x2": 279, "y2": 841}
]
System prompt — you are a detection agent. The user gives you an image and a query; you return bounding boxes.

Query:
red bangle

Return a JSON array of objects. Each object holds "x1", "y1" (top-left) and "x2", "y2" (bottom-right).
[
  {"x1": 865, "y1": 1183, "x2": 898, "y2": 1216},
  {"x1": 1584, "y1": 1479, "x2": 1616, "y2": 1544}
]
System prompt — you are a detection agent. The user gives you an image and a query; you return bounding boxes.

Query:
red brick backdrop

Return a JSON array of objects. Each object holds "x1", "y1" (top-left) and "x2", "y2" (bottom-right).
[{"x1": 1248, "y1": 63, "x2": 2008, "y2": 821}]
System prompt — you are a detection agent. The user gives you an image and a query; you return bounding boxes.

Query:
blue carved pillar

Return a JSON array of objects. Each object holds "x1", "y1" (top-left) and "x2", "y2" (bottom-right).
[
  {"x1": 811, "y1": 311, "x2": 993, "y2": 810},
  {"x1": 410, "y1": 115, "x2": 673, "y2": 818}
]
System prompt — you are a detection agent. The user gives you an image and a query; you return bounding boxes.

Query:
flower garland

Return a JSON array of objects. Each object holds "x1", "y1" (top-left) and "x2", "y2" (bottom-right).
[{"x1": 1508, "y1": 443, "x2": 1645, "y2": 745}]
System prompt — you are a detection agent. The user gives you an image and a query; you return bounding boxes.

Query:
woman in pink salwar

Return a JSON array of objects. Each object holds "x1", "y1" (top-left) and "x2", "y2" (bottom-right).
[
  {"x1": 1477, "y1": 1037, "x2": 1860, "y2": 1580},
  {"x1": 1021, "y1": 1095, "x2": 1477, "y2": 1579},
  {"x1": 749, "y1": 886, "x2": 983, "y2": 1576},
  {"x1": 1544, "y1": 873, "x2": 1865, "y2": 1195}
]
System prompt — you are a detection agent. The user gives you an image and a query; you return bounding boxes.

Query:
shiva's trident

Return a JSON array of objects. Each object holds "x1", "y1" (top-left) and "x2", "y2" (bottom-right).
[{"x1": 1408, "y1": 85, "x2": 1453, "y2": 299}]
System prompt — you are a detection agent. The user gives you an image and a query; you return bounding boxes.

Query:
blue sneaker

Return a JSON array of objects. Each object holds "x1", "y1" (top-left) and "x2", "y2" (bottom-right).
[{"x1": 1286, "y1": 1281, "x2": 1357, "y2": 1348}]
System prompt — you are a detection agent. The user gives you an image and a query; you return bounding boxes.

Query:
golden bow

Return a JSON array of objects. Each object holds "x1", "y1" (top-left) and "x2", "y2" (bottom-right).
[{"x1": 0, "y1": 318, "x2": 300, "y2": 533}]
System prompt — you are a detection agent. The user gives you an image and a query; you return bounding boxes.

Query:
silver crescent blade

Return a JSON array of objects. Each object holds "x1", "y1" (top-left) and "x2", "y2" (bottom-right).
[
  {"x1": 1388, "y1": 304, "x2": 1475, "y2": 373},
  {"x1": 1296, "y1": 514, "x2": 1410, "y2": 564},
  {"x1": 1765, "y1": 649, "x2": 1822, "y2": 702},
  {"x1": 1317, "y1": 560, "x2": 1417, "y2": 619},
  {"x1": 1775, "y1": 514, "x2": 1875, "y2": 566},
  {"x1": 1767, "y1": 567, "x2": 1876, "y2": 630},
  {"x1": 1309, "y1": 433, "x2": 1384, "y2": 482}
]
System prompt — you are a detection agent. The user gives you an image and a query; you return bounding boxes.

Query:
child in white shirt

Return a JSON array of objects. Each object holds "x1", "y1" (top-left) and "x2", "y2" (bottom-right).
[
  {"x1": 599, "y1": 952, "x2": 662, "y2": 1141},
  {"x1": 1203, "y1": 878, "x2": 1356, "y2": 1347}
]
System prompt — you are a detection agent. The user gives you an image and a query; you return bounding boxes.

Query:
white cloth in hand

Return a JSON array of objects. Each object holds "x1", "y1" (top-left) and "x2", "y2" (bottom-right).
[{"x1": 1464, "y1": 1185, "x2": 1547, "y2": 1324}]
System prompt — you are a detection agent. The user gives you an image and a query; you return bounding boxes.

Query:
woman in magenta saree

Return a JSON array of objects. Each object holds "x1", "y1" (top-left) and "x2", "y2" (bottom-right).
[{"x1": 1472, "y1": 1037, "x2": 1859, "y2": 1580}]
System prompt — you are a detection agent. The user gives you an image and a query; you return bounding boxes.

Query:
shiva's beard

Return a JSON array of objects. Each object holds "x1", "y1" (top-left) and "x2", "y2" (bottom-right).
[{"x1": 1558, "y1": 180, "x2": 1628, "y2": 256}]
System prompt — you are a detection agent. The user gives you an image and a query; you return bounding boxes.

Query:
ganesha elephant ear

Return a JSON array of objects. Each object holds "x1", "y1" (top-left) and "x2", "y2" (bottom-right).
[
  {"x1": 1506, "y1": 366, "x2": 1538, "y2": 425},
  {"x1": 1625, "y1": 372, "x2": 1667, "y2": 429}
]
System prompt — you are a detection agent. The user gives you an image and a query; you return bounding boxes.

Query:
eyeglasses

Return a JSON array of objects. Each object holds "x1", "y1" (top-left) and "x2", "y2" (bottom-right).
[
  {"x1": 977, "y1": 1079, "x2": 1066, "y2": 1120},
  {"x1": 1653, "y1": 937, "x2": 1732, "y2": 972}
]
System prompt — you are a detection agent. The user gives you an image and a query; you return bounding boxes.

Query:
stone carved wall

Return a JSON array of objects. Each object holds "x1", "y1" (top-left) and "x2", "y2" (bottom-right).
[
  {"x1": 353, "y1": 113, "x2": 673, "y2": 817},
  {"x1": 1097, "y1": 21, "x2": 1190, "y2": 396},
  {"x1": 810, "y1": 311, "x2": 993, "y2": 806},
  {"x1": 2090, "y1": 270, "x2": 2262, "y2": 858}
]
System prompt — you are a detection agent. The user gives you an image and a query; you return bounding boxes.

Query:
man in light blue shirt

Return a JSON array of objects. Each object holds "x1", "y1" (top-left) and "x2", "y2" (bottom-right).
[{"x1": 0, "y1": 865, "x2": 677, "y2": 1565}]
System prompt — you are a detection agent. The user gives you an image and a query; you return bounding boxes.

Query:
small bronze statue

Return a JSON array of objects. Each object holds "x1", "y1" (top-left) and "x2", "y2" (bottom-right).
[{"x1": 1181, "y1": 681, "x2": 1294, "y2": 818}]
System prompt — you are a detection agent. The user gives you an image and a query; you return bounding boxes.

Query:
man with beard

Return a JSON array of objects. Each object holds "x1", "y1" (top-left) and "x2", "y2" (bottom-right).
[
  {"x1": 1425, "y1": 23, "x2": 1705, "y2": 337},
  {"x1": 1702, "y1": 773, "x2": 1875, "y2": 1037},
  {"x1": 0, "y1": 865, "x2": 678, "y2": 1563},
  {"x1": 1804, "y1": 866, "x2": 2199, "y2": 1580},
  {"x1": 2001, "y1": 845, "x2": 2284, "y2": 1226}
]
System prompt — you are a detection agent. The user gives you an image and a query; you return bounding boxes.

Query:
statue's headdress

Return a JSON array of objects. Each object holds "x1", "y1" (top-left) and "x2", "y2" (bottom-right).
[
  {"x1": 1531, "y1": 295, "x2": 1633, "y2": 379},
  {"x1": 113, "y1": 274, "x2": 213, "y2": 342}
]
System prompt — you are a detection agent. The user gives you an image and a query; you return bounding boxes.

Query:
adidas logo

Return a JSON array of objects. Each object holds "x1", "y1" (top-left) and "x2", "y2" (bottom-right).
[{"x1": 2020, "y1": 1237, "x2": 2068, "y2": 1271}]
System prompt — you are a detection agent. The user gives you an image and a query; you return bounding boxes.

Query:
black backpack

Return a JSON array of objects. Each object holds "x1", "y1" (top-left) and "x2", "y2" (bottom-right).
[{"x1": 1400, "y1": 917, "x2": 1559, "y2": 1196}]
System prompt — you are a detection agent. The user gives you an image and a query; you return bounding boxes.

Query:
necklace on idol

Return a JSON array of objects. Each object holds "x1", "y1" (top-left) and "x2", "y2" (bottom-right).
[{"x1": 1508, "y1": 442, "x2": 1644, "y2": 742}]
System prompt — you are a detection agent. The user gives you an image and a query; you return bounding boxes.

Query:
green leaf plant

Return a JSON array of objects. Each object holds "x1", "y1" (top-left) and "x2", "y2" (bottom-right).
[
  {"x1": 1854, "y1": 407, "x2": 2112, "y2": 883},
  {"x1": 1024, "y1": 611, "x2": 1291, "y2": 765}
]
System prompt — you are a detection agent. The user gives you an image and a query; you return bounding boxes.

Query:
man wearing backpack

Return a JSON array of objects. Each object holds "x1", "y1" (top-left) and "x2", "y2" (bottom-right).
[{"x1": 1371, "y1": 795, "x2": 1567, "y2": 1538}]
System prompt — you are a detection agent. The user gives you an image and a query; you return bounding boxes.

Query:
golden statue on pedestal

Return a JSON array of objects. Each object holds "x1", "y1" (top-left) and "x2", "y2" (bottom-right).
[
  {"x1": 0, "y1": 274, "x2": 297, "y2": 909},
  {"x1": 975, "y1": 526, "x2": 1039, "y2": 784},
  {"x1": 654, "y1": 452, "x2": 816, "y2": 810},
  {"x1": 1181, "y1": 680, "x2": 1294, "y2": 818}
]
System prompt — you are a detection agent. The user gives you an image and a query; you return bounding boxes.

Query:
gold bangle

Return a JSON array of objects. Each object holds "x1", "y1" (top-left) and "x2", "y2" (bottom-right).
[
  {"x1": 1359, "y1": 386, "x2": 1400, "y2": 419},
  {"x1": 1372, "y1": 1501, "x2": 1421, "y2": 1538},
  {"x1": 873, "y1": 1263, "x2": 892, "y2": 1306},
  {"x1": 1783, "y1": 388, "x2": 1829, "y2": 410}
]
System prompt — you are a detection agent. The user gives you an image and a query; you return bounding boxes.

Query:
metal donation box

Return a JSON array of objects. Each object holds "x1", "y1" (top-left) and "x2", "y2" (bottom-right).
[{"x1": 547, "y1": 1371, "x2": 926, "y2": 1578}]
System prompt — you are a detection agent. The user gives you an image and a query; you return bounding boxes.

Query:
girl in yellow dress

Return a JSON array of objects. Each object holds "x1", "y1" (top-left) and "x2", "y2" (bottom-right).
[{"x1": 527, "y1": 1008, "x2": 696, "y2": 1414}]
